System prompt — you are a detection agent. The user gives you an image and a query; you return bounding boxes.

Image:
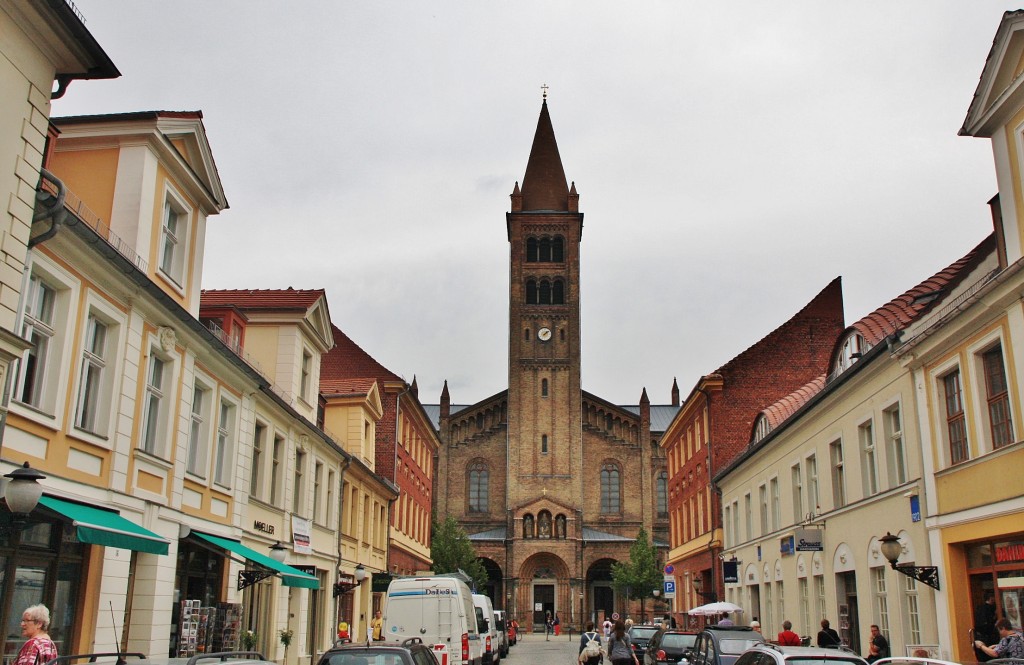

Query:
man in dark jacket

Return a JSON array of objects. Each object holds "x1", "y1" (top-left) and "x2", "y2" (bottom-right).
[{"x1": 817, "y1": 619, "x2": 841, "y2": 648}]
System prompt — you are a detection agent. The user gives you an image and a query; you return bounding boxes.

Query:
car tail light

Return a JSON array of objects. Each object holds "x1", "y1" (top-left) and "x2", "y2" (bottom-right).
[
  {"x1": 486, "y1": 636, "x2": 492, "y2": 652},
  {"x1": 657, "y1": 650, "x2": 667, "y2": 661},
  {"x1": 462, "y1": 633, "x2": 469, "y2": 662}
]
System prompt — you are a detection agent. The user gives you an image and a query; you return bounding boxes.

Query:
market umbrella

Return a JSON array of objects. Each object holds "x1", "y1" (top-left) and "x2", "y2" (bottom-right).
[{"x1": 687, "y1": 601, "x2": 744, "y2": 616}]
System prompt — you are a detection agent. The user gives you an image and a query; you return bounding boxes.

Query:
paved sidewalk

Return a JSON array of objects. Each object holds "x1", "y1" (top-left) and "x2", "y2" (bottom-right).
[{"x1": 505, "y1": 632, "x2": 588, "y2": 665}]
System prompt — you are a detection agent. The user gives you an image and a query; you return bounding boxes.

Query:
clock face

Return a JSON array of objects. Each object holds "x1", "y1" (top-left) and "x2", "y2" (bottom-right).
[{"x1": 538, "y1": 327, "x2": 552, "y2": 341}]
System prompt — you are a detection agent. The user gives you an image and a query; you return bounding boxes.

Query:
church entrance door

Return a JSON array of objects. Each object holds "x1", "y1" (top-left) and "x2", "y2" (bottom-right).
[
  {"x1": 593, "y1": 585, "x2": 614, "y2": 624},
  {"x1": 533, "y1": 583, "x2": 555, "y2": 632}
]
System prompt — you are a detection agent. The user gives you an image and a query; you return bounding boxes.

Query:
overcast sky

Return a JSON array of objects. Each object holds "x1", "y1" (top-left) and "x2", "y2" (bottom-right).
[{"x1": 54, "y1": 2, "x2": 1017, "y2": 406}]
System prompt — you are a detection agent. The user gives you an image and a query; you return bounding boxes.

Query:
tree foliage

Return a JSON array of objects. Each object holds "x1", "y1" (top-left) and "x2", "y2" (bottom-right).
[
  {"x1": 430, "y1": 515, "x2": 488, "y2": 589},
  {"x1": 610, "y1": 527, "x2": 662, "y2": 601}
]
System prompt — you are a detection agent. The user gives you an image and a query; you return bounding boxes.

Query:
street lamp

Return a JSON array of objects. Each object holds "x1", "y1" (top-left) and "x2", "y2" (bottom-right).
[
  {"x1": 3, "y1": 462, "x2": 46, "y2": 515},
  {"x1": 268, "y1": 541, "x2": 288, "y2": 562},
  {"x1": 879, "y1": 532, "x2": 940, "y2": 590},
  {"x1": 579, "y1": 591, "x2": 584, "y2": 631}
]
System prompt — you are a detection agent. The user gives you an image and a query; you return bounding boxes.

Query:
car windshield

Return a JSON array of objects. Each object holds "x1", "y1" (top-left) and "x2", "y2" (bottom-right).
[
  {"x1": 323, "y1": 652, "x2": 408, "y2": 665},
  {"x1": 631, "y1": 628, "x2": 659, "y2": 639},
  {"x1": 661, "y1": 635, "x2": 697, "y2": 649},
  {"x1": 719, "y1": 639, "x2": 763, "y2": 655}
]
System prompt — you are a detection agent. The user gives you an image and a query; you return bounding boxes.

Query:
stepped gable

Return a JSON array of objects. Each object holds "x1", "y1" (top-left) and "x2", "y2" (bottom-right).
[
  {"x1": 200, "y1": 287, "x2": 324, "y2": 311},
  {"x1": 847, "y1": 233, "x2": 996, "y2": 347},
  {"x1": 320, "y1": 324, "x2": 401, "y2": 391},
  {"x1": 759, "y1": 375, "x2": 827, "y2": 431}
]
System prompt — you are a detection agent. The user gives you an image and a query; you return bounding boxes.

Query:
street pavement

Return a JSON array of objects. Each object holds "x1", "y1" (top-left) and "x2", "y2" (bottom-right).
[{"x1": 504, "y1": 631, "x2": 589, "y2": 665}]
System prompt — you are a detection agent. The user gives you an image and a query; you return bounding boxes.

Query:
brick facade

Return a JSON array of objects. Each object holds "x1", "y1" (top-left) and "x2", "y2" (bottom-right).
[
  {"x1": 663, "y1": 277, "x2": 845, "y2": 614},
  {"x1": 434, "y1": 101, "x2": 670, "y2": 630}
]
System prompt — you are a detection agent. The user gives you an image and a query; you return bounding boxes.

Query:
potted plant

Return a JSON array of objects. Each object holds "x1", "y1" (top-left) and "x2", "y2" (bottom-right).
[
  {"x1": 241, "y1": 630, "x2": 258, "y2": 652},
  {"x1": 279, "y1": 628, "x2": 293, "y2": 660}
]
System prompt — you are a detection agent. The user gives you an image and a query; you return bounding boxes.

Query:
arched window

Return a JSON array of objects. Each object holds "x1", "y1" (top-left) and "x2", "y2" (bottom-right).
[
  {"x1": 832, "y1": 332, "x2": 872, "y2": 376},
  {"x1": 539, "y1": 280, "x2": 551, "y2": 304},
  {"x1": 526, "y1": 238, "x2": 538, "y2": 262},
  {"x1": 553, "y1": 280, "x2": 564, "y2": 304},
  {"x1": 524, "y1": 328, "x2": 530, "y2": 341},
  {"x1": 560, "y1": 328, "x2": 565, "y2": 341},
  {"x1": 656, "y1": 470, "x2": 668, "y2": 518},
  {"x1": 555, "y1": 514, "x2": 567, "y2": 538},
  {"x1": 552, "y1": 237, "x2": 564, "y2": 262},
  {"x1": 539, "y1": 238, "x2": 552, "y2": 262},
  {"x1": 538, "y1": 510, "x2": 552, "y2": 538},
  {"x1": 752, "y1": 414, "x2": 771, "y2": 443},
  {"x1": 468, "y1": 462, "x2": 489, "y2": 513},
  {"x1": 601, "y1": 464, "x2": 621, "y2": 513},
  {"x1": 523, "y1": 514, "x2": 535, "y2": 538},
  {"x1": 541, "y1": 378, "x2": 549, "y2": 397},
  {"x1": 526, "y1": 280, "x2": 537, "y2": 304},
  {"x1": 605, "y1": 413, "x2": 613, "y2": 431},
  {"x1": 541, "y1": 434, "x2": 548, "y2": 453}
]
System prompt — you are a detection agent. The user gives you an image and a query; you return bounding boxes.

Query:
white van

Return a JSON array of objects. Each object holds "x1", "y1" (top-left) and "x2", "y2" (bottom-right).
[
  {"x1": 472, "y1": 593, "x2": 500, "y2": 665},
  {"x1": 382, "y1": 575, "x2": 483, "y2": 665}
]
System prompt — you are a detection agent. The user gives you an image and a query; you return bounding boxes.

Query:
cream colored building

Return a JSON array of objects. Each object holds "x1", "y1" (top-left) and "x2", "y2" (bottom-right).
[
  {"x1": 910, "y1": 9, "x2": 1024, "y2": 660},
  {"x1": 0, "y1": 1, "x2": 118, "y2": 431},
  {"x1": 715, "y1": 240, "x2": 997, "y2": 656}
]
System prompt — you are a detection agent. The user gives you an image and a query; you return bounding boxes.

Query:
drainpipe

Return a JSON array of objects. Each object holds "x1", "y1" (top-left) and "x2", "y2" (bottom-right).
[{"x1": 30, "y1": 169, "x2": 67, "y2": 247}]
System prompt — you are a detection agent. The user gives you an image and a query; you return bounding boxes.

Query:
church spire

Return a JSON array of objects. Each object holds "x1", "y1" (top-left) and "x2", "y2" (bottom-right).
[{"x1": 520, "y1": 99, "x2": 569, "y2": 211}]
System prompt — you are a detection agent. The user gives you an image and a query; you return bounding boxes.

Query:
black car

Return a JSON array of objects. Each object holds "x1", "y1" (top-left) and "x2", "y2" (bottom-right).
[
  {"x1": 688, "y1": 626, "x2": 765, "y2": 665},
  {"x1": 316, "y1": 638, "x2": 441, "y2": 665},
  {"x1": 644, "y1": 630, "x2": 699, "y2": 665},
  {"x1": 628, "y1": 626, "x2": 662, "y2": 661}
]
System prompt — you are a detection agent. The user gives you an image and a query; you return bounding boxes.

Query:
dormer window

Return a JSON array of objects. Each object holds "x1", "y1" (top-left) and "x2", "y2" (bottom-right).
[
  {"x1": 159, "y1": 185, "x2": 191, "y2": 287},
  {"x1": 832, "y1": 332, "x2": 871, "y2": 376},
  {"x1": 752, "y1": 414, "x2": 771, "y2": 443},
  {"x1": 299, "y1": 349, "x2": 313, "y2": 401}
]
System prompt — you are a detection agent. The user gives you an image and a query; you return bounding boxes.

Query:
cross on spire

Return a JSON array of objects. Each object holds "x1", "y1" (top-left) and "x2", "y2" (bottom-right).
[{"x1": 541, "y1": 83, "x2": 549, "y2": 100}]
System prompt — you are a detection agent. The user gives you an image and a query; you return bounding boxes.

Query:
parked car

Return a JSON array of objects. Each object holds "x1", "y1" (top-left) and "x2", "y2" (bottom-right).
[
  {"x1": 493, "y1": 611, "x2": 510, "y2": 656},
  {"x1": 628, "y1": 626, "x2": 662, "y2": 662},
  {"x1": 733, "y1": 644, "x2": 866, "y2": 665},
  {"x1": 643, "y1": 630, "x2": 699, "y2": 665},
  {"x1": 315, "y1": 638, "x2": 441, "y2": 665},
  {"x1": 472, "y1": 593, "x2": 500, "y2": 665},
  {"x1": 688, "y1": 626, "x2": 766, "y2": 665},
  {"x1": 382, "y1": 575, "x2": 484, "y2": 665}
]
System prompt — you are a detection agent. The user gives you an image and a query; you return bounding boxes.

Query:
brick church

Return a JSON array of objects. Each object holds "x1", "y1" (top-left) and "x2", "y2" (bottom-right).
[{"x1": 429, "y1": 98, "x2": 677, "y2": 629}]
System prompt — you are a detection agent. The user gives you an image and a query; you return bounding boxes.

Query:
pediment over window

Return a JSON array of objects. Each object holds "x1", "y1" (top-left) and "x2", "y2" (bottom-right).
[{"x1": 962, "y1": 12, "x2": 1024, "y2": 137}]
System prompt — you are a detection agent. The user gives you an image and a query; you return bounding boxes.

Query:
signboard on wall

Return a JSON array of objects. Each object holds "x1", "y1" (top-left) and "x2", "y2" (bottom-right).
[
  {"x1": 795, "y1": 528, "x2": 823, "y2": 552},
  {"x1": 722, "y1": 560, "x2": 739, "y2": 584}
]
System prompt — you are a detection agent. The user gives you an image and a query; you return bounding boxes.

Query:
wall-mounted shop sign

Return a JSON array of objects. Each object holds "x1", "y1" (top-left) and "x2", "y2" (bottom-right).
[
  {"x1": 254, "y1": 520, "x2": 275, "y2": 535},
  {"x1": 995, "y1": 542, "x2": 1024, "y2": 563},
  {"x1": 795, "y1": 528, "x2": 824, "y2": 552},
  {"x1": 780, "y1": 535, "x2": 795, "y2": 556}
]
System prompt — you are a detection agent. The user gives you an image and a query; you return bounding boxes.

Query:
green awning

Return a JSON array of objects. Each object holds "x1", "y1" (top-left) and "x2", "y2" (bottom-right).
[
  {"x1": 38, "y1": 495, "x2": 170, "y2": 555},
  {"x1": 191, "y1": 531, "x2": 320, "y2": 589}
]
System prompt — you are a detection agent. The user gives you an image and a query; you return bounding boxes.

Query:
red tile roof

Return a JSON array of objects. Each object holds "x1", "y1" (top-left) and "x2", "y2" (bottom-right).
[
  {"x1": 320, "y1": 324, "x2": 401, "y2": 391},
  {"x1": 848, "y1": 233, "x2": 995, "y2": 347},
  {"x1": 760, "y1": 375, "x2": 826, "y2": 430},
  {"x1": 320, "y1": 377, "x2": 378, "y2": 396},
  {"x1": 200, "y1": 288, "x2": 325, "y2": 311},
  {"x1": 756, "y1": 233, "x2": 996, "y2": 441}
]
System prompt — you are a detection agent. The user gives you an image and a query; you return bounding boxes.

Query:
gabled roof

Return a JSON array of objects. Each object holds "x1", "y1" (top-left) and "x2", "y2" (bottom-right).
[
  {"x1": 520, "y1": 100, "x2": 569, "y2": 211},
  {"x1": 843, "y1": 233, "x2": 995, "y2": 348},
  {"x1": 758, "y1": 375, "x2": 826, "y2": 431},
  {"x1": 53, "y1": 111, "x2": 227, "y2": 212},
  {"x1": 745, "y1": 233, "x2": 997, "y2": 457},
  {"x1": 320, "y1": 324, "x2": 401, "y2": 387},
  {"x1": 961, "y1": 10, "x2": 1024, "y2": 137},
  {"x1": 319, "y1": 377, "x2": 378, "y2": 397},
  {"x1": 201, "y1": 288, "x2": 325, "y2": 311}
]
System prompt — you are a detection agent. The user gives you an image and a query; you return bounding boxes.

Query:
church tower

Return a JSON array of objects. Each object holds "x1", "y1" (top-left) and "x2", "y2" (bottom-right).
[{"x1": 506, "y1": 97, "x2": 584, "y2": 518}]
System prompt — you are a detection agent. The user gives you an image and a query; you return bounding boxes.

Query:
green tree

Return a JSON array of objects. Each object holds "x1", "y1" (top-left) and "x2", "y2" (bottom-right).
[
  {"x1": 430, "y1": 515, "x2": 488, "y2": 589},
  {"x1": 610, "y1": 527, "x2": 662, "y2": 620}
]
